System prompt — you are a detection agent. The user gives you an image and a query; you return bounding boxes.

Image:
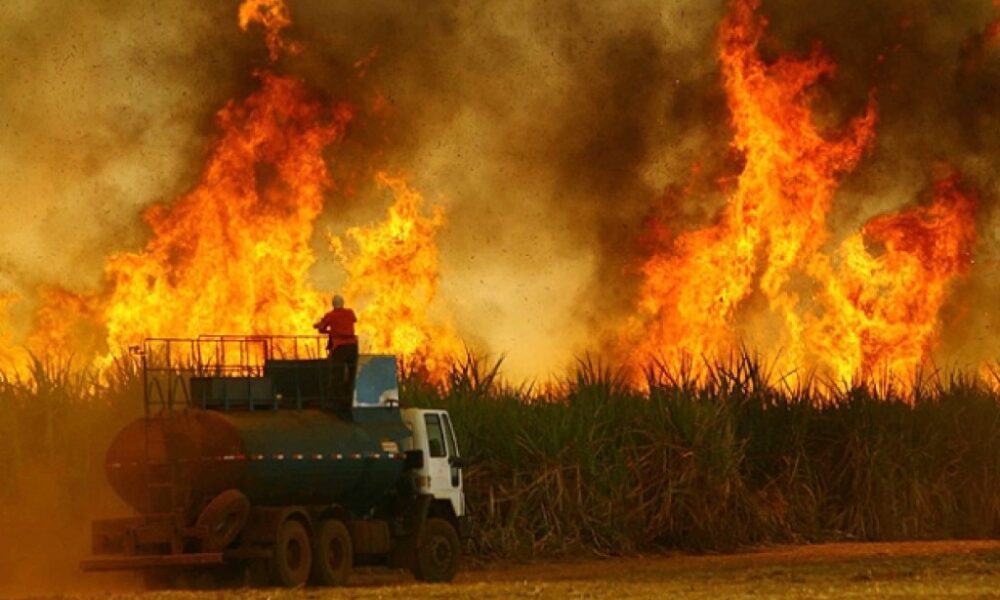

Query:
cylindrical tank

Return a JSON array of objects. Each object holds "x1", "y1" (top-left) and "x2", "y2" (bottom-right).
[{"x1": 105, "y1": 408, "x2": 411, "y2": 518}]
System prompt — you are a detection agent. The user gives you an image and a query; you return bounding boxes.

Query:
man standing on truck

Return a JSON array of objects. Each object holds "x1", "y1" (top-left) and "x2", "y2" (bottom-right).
[{"x1": 313, "y1": 294, "x2": 358, "y2": 409}]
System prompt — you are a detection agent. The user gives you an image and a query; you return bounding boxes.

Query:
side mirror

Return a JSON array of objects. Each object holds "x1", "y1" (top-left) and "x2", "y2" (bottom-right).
[
  {"x1": 404, "y1": 450, "x2": 424, "y2": 470},
  {"x1": 449, "y1": 456, "x2": 468, "y2": 469}
]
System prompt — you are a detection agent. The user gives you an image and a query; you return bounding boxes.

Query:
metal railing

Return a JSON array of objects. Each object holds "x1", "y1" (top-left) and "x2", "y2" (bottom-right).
[{"x1": 138, "y1": 335, "x2": 330, "y2": 415}]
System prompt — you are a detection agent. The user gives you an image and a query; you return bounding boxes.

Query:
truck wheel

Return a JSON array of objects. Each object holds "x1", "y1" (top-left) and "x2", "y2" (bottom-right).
[
  {"x1": 310, "y1": 519, "x2": 353, "y2": 586},
  {"x1": 412, "y1": 518, "x2": 461, "y2": 583},
  {"x1": 269, "y1": 519, "x2": 312, "y2": 588},
  {"x1": 196, "y1": 489, "x2": 250, "y2": 551}
]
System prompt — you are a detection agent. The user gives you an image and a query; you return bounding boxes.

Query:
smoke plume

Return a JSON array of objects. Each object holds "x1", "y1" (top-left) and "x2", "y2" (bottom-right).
[{"x1": 0, "y1": 0, "x2": 998, "y2": 378}]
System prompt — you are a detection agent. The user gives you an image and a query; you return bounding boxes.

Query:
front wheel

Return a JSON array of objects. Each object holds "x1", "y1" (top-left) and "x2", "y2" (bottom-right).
[
  {"x1": 411, "y1": 518, "x2": 461, "y2": 583},
  {"x1": 269, "y1": 519, "x2": 312, "y2": 587}
]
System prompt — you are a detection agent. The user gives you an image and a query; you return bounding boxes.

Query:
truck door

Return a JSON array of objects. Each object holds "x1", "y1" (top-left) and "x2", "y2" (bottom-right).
[{"x1": 423, "y1": 412, "x2": 464, "y2": 516}]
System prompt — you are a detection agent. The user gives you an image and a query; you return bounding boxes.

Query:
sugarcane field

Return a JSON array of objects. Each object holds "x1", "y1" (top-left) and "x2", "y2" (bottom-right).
[{"x1": 1, "y1": 0, "x2": 1000, "y2": 598}]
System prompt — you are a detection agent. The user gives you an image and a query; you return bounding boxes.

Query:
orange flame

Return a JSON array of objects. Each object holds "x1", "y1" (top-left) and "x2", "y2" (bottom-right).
[
  {"x1": 807, "y1": 174, "x2": 976, "y2": 383},
  {"x1": 628, "y1": 0, "x2": 975, "y2": 387},
  {"x1": 0, "y1": 294, "x2": 26, "y2": 374},
  {"x1": 238, "y1": 0, "x2": 301, "y2": 62},
  {"x1": 330, "y1": 173, "x2": 463, "y2": 380},
  {"x1": 28, "y1": 72, "x2": 352, "y2": 365},
  {"x1": 100, "y1": 73, "x2": 352, "y2": 352},
  {"x1": 24, "y1": 2, "x2": 457, "y2": 377},
  {"x1": 627, "y1": 0, "x2": 875, "y2": 373}
]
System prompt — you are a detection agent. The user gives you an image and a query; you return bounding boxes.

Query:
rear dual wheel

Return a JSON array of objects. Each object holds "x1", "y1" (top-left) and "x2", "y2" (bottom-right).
[
  {"x1": 311, "y1": 519, "x2": 353, "y2": 586},
  {"x1": 267, "y1": 517, "x2": 353, "y2": 588},
  {"x1": 269, "y1": 520, "x2": 312, "y2": 587}
]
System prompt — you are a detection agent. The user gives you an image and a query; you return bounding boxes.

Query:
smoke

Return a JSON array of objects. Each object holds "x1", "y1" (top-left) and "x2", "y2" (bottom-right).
[
  {"x1": 0, "y1": 0, "x2": 998, "y2": 378},
  {"x1": 0, "y1": 466, "x2": 138, "y2": 594},
  {"x1": 286, "y1": 0, "x2": 731, "y2": 378},
  {"x1": 0, "y1": 0, "x2": 254, "y2": 340}
]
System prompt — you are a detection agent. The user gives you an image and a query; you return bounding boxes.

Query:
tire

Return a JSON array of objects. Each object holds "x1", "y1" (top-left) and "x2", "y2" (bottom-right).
[
  {"x1": 269, "y1": 519, "x2": 312, "y2": 588},
  {"x1": 411, "y1": 518, "x2": 461, "y2": 583},
  {"x1": 310, "y1": 519, "x2": 353, "y2": 586},
  {"x1": 196, "y1": 489, "x2": 250, "y2": 552}
]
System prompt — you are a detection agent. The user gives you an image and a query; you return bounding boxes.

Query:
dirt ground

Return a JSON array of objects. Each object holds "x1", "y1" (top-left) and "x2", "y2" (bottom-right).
[{"x1": 6, "y1": 540, "x2": 1000, "y2": 599}]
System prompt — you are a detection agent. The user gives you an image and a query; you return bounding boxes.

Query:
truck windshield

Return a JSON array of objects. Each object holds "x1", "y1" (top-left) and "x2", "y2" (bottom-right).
[{"x1": 424, "y1": 414, "x2": 447, "y2": 458}]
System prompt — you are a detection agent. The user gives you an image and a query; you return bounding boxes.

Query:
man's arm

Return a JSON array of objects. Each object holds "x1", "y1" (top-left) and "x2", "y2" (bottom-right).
[{"x1": 314, "y1": 313, "x2": 331, "y2": 333}]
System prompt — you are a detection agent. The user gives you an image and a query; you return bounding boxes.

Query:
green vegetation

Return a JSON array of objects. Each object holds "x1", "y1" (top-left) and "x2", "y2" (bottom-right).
[
  {"x1": 405, "y1": 354, "x2": 1000, "y2": 557},
  {"x1": 0, "y1": 355, "x2": 139, "y2": 505},
  {"x1": 1, "y1": 353, "x2": 998, "y2": 560}
]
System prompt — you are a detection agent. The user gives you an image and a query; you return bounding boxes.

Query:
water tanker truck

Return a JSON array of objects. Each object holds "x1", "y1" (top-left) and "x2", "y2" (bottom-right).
[{"x1": 80, "y1": 336, "x2": 469, "y2": 587}]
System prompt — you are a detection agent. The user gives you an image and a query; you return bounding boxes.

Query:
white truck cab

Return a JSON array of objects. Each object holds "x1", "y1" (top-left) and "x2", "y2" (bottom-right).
[{"x1": 401, "y1": 409, "x2": 467, "y2": 522}]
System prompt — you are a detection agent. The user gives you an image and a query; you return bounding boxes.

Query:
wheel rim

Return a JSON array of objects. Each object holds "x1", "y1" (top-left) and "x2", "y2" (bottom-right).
[
  {"x1": 327, "y1": 537, "x2": 345, "y2": 571},
  {"x1": 286, "y1": 537, "x2": 303, "y2": 571},
  {"x1": 428, "y1": 536, "x2": 453, "y2": 569}
]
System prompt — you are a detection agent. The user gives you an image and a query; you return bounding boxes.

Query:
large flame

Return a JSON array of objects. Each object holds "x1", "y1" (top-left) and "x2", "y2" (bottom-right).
[
  {"x1": 330, "y1": 173, "x2": 463, "y2": 379},
  {"x1": 4, "y1": 0, "x2": 985, "y2": 387},
  {"x1": 22, "y1": 0, "x2": 457, "y2": 377},
  {"x1": 627, "y1": 0, "x2": 975, "y2": 387},
  {"x1": 27, "y1": 71, "x2": 352, "y2": 364},
  {"x1": 807, "y1": 174, "x2": 976, "y2": 383}
]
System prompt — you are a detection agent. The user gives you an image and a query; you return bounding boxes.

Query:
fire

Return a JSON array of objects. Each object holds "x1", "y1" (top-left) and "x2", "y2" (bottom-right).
[
  {"x1": 0, "y1": 294, "x2": 25, "y2": 374},
  {"x1": 26, "y1": 71, "x2": 354, "y2": 365},
  {"x1": 22, "y1": 0, "x2": 457, "y2": 377},
  {"x1": 628, "y1": 0, "x2": 975, "y2": 387},
  {"x1": 238, "y1": 0, "x2": 301, "y2": 62},
  {"x1": 330, "y1": 173, "x2": 463, "y2": 380},
  {"x1": 627, "y1": 0, "x2": 876, "y2": 374},
  {"x1": 97, "y1": 72, "x2": 352, "y2": 357},
  {"x1": 807, "y1": 174, "x2": 976, "y2": 383},
  {"x1": 4, "y1": 0, "x2": 984, "y2": 387}
]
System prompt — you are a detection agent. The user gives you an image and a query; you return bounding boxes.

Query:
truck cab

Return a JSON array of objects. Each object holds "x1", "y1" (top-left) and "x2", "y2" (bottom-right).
[{"x1": 402, "y1": 409, "x2": 468, "y2": 531}]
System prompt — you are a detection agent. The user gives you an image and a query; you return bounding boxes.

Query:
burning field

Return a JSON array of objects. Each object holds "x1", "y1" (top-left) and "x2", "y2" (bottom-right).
[
  {"x1": 1, "y1": 0, "x2": 1000, "y2": 594},
  {"x1": 1, "y1": 0, "x2": 999, "y2": 385}
]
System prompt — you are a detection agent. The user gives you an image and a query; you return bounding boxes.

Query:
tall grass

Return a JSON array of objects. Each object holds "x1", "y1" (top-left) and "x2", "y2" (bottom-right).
[
  {"x1": 1, "y1": 352, "x2": 997, "y2": 559},
  {"x1": 0, "y1": 354, "x2": 140, "y2": 506},
  {"x1": 404, "y1": 353, "x2": 1000, "y2": 557}
]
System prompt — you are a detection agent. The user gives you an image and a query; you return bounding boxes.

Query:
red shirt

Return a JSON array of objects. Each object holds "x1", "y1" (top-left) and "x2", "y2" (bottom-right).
[{"x1": 315, "y1": 308, "x2": 358, "y2": 349}]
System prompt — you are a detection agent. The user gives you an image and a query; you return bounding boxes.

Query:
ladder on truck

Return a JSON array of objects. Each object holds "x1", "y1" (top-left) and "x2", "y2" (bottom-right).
[
  {"x1": 138, "y1": 341, "x2": 190, "y2": 554},
  {"x1": 132, "y1": 335, "x2": 328, "y2": 551}
]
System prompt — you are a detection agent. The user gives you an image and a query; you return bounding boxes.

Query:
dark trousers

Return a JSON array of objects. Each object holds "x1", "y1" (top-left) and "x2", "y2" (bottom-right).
[{"x1": 329, "y1": 343, "x2": 358, "y2": 411}]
